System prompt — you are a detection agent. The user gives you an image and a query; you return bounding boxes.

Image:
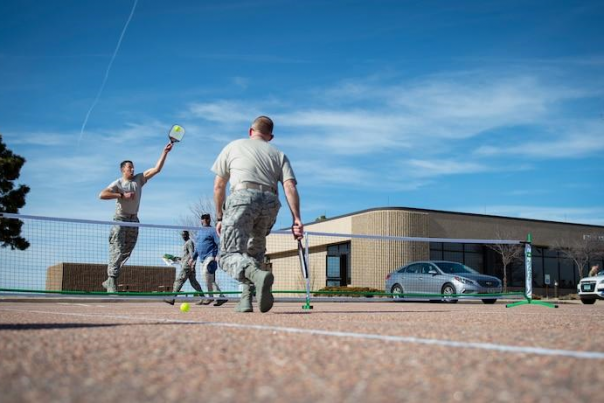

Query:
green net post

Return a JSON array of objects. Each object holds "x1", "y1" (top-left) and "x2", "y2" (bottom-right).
[{"x1": 507, "y1": 233, "x2": 558, "y2": 308}]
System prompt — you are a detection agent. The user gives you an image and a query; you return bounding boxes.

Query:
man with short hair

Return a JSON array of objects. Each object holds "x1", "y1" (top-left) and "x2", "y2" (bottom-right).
[
  {"x1": 189, "y1": 213, "x2": 227, "y2": 306},
  {"x1": 212, "y1": 116, "x2": 303, "y2": 313},
  {"x1": 99, "y1": 142, "x2": 173, "y2": 292},
  {"x1": 164, "y1": 231, "x2": 206, "y2": 305}
]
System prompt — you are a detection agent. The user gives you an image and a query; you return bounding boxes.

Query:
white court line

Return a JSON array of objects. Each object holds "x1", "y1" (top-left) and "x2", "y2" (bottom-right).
[
  {"x1": 57, "y1": 303, "x2": 104, "y2": 308},
  {"x1": 461, "y1": 310, "x2": 604, "y2": 318},
  {"x1": 2, "y1": 308, "x2": 604, "y2": 360}
]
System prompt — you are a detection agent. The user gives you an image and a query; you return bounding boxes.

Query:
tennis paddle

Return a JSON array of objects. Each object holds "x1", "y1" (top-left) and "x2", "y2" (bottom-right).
[
  {"x1": 162, "y1": 253, "x2": 181, "y2": 266},
  {"x1": 168, "y1": 124, "x2": 185, "y2": 143},
  {"x1": 297, "y1": 239, "x2": 313, "y2": 310}
]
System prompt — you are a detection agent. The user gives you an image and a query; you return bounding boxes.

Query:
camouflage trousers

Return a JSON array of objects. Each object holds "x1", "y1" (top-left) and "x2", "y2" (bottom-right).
[
  {"x1": 220, "y1": 189, "x2": 281, "y2": 283},
  {"x1": 173, "y1": 264, "x2": 204, "y2": 295},
  {"x1": 107, "y1": 215, "x2": 139, "y2": 278}
]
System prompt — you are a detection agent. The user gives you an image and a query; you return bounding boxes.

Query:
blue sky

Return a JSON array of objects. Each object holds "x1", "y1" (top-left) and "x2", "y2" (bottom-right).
[{"x1": 1, "y1": 0, "x2": 603, "y2": 228}]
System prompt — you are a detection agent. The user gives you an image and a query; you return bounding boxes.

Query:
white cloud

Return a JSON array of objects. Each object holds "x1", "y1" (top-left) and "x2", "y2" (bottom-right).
[
  {"x1": 406, "y1": 159, "x2": 487, "y2": 178},
  {"x1": 475, "y1": 121, "x2": 604, "y2": 158},
  {"x1": 232, "y1": 76, "x2": 249, "y2": 89},
  {"x1": 188, "y1": 100, "x2": 258, "y2": 124},
  {"x1": 26, "y1": 155, "x2": 108, "y2": 181},
  {"x1": 6, "y1": 121, "x2": 170, "y2": 150},
  {"x1": 14, "y1": 69, "x2": 602, "y2": 223},
  {"x1": 276, "y1": 109, "x2": 412, "y2": 155},
  {"x1": 459, "y1": 205, "x2": 604, "y2": 226},
  {"x1": 187, "y1": 71, "x2": 598, "y2": 160},
  {"x1": 4, "y1": 132, "x2": 71, "y2": 147},
  {"x1": 93, "y1": 121, "x2": 167, "y2": 144},
  {"x1": 294, "y1": 160, "x2": 374, "y2": 187}
]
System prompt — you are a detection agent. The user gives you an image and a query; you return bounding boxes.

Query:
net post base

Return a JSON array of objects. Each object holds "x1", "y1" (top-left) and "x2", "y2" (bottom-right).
[{"x1": 506, "y1": 298, "x2": 558, "y2": 309}]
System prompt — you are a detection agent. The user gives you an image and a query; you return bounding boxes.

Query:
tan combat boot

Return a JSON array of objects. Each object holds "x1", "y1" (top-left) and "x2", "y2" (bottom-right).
[
  {"x1": 235, "y1": 283, "x2": 253, "y2": 312},
  {"x1": 102, "y1": 277, "x2": 117, "y2": 293},
  {"x1": 245, "y1": 266, "x2": 274, "y2": 313}
]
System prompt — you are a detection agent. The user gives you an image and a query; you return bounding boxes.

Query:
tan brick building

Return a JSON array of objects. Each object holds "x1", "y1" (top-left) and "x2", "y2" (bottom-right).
[{"x1": 266, "y1": 207, "x2": 604, "y2": 296}]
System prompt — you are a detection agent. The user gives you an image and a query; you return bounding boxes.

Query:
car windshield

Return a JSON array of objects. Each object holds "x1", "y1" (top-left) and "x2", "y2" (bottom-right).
[{"x1": 434, "y1": 262, "x2": 477, "y2": 274}]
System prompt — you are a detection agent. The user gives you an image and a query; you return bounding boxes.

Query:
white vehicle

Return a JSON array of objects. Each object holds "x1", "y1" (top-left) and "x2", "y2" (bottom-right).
[{"x1": 577, "y1": 271, "x2": 604, "y2": 304}]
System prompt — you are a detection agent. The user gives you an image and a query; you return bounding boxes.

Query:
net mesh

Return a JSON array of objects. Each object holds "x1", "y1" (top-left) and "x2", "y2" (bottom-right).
[{"x1": 0, "y1": 213, "x2": 526, "y2": 302}]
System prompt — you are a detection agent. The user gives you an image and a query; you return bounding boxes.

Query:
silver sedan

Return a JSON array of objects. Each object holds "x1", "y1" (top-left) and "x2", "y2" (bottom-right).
[{"x1": 385, "y1": 260, "x2": 503, "y2": 304}]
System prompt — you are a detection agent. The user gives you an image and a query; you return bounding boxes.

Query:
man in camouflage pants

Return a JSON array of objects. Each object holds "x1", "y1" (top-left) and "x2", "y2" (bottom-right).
[
  {"x1": 164, "y1": 231, "x2": 206, "y2": 305},
  {"x1": 212, "y1": 116, "x2": 304, "y2": 313},
  {"x1": 99, "y1": 142, "x2": 173, "y2": 292}
]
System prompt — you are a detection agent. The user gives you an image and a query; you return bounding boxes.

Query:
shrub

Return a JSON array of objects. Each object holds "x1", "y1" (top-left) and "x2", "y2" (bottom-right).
[
  {"x1": 558, "y1": 293, "x2": 578, "y2": 300},
  {"x1": 313, "y1": 286, "x2": 384, "y2": 298}
]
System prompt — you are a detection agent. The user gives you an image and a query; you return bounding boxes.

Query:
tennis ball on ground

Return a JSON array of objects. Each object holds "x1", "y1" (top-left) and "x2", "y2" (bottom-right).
[{"x1": 180, "y1": 302, "x2": 190, "y2": 312}]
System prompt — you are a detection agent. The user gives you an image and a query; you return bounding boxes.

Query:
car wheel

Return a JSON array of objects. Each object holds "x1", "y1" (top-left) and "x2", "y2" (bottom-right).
[
  {"x1": 441, "y1": 284, "x2": 458, "y2": 303},
  {"x1": 391, "y1": 284, "x2": 404, "y2": 300},
  {"x1": 581, "y1": 298, "x2": 596, "y2": 305},
  {"x1": 482, "y1": 299, "x2": 497, "y2": 304}
]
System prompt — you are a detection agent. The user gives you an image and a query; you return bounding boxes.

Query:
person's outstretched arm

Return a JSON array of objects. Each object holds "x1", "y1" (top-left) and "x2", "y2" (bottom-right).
[{"x1": 144, "y1": 142, "x2": 173, "y2": 180}]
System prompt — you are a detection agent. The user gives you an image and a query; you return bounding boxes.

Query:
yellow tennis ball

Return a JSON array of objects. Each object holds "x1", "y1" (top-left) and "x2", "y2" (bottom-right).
[{"x1": 180, "y1": 302, "x2": 190, "y2": 312}]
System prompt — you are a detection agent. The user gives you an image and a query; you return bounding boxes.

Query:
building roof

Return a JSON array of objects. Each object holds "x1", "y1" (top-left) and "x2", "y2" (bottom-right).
[{"x1": 307, "y1": 206, "x2": 604, "y2": 229}]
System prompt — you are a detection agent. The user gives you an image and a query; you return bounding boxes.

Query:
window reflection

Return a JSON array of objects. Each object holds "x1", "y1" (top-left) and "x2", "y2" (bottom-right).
[{"x1": 427, "y1": 242, "x2": 582, "y2": 290}]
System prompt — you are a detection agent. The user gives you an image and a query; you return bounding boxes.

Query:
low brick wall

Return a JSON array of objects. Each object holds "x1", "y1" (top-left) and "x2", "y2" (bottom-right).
[{"x1": 46, "y1": 263, "x2": 175, "y2": 293}]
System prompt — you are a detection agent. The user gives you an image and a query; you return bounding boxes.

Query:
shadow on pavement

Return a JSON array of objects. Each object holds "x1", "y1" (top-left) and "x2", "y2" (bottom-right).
[
  {"x1": 274, "y1": 310, "x2": 454, "y2": 315},
  {"x1": 0, "y1": 323, "x2": 124, "y2": 331}
]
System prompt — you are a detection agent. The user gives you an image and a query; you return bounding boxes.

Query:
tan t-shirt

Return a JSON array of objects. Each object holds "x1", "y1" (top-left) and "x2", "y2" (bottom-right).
[
  {"x1": 211, "y1": 138, "x2": 296, "y2": 192},
  {"x1": 107, "y1": 173, "x2": 147, "y2": 216}
]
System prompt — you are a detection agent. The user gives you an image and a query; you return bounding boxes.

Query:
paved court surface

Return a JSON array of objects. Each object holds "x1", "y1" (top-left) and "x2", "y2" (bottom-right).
[{"x1": 1, "y1": 299, "x2": 603, "y2": 402}]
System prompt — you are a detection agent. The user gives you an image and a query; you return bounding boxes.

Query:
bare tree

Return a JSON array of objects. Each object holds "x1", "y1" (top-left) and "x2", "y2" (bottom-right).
[
  {"x1": 179, "y1": 196, "x2": 216, "y2": 229},
  {"x1": 554, "y1": 236, "x2": 604, "y2": 279},
  {"x1": 487, "y1": 229, "x2": 524, "y2": 293}
]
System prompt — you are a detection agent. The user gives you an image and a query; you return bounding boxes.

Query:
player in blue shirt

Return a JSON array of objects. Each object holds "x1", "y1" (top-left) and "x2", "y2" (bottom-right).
[{"x1": 190, "y1": 214, "x2": 227, "y2": 306}]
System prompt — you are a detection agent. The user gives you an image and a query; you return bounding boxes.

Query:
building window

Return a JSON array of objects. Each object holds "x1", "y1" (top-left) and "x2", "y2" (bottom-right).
[
  {"x1": 429, "y1": 248, "x2": 443, "y2": 260},
  {"x1": 559, "y1": 259, "x2": 576, "y2": 289},
  {"x1": 543, "y1": 256, "x2": 558, "y2": 287},
  {"x1": 429, "y1": 242, "x2": 485, "y2": 272},
  {"x1": 430, "y1": 242, "x2": 585, "y2": 291},
  {"x1": 532, "y1": 253, "x2": 544, "y2": 288},
  {"x1": 464, "y1": 253, "x2": 484, "y2": 273},
  {"x1": 327, "y1": 256, "x2": 340, "y2": 278},
  {"x1": 443, "y1": 250, "x2": 463, "y2": 262},
  {"x1": 326, "y1": 242, "x2": 350, "y2": 287},
  {"x1": 508, "y1": 261, "x2": 525, "y2": 287}
]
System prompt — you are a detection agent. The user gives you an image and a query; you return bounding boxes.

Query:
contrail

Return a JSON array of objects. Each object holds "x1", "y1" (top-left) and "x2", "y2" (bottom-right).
[{"x1": 78, "y1": 0, "x2": 139, "y2": 145}]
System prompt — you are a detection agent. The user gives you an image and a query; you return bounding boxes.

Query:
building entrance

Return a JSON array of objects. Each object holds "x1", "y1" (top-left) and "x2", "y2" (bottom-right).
[{"x1": 326, "y1": 242, "x2": 350, "y2": 287}]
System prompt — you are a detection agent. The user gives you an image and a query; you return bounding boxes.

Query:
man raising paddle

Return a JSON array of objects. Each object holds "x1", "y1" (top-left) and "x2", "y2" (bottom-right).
[
  {"x1": 99, "y1": 142, "x2": 173, "y2": 293},
  {"x1": 212, "y1": 116, "x2": 303, "y2": 313}
]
